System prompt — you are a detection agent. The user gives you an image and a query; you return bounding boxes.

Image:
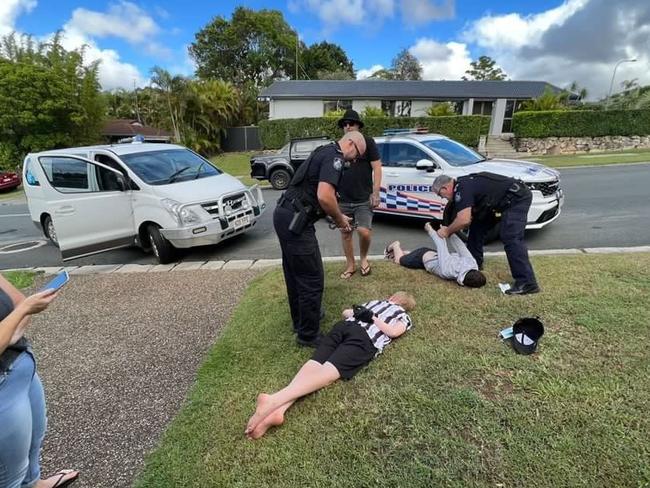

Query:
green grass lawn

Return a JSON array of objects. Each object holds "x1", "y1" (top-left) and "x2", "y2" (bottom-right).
[
  {"x1": 0, "y1": 186, "x2": 24, "y2": 201},
  {"x1": 135, "y1": 254, "x2": 650, "y2": 487},
  {"x1": 210, "y1": 151, "x2": 261, "y2": 187},
  {"x1": 2, "y1": 270, "x2": 36, "y2": 288},
  {"x1": 529, "y1": 148, "x2": 650, "y2": 168}
]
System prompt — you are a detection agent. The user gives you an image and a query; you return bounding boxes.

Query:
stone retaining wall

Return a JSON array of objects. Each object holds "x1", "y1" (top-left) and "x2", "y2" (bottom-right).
[{"x1": 515, "y1": 135, "x2": 650, "y2": 155}]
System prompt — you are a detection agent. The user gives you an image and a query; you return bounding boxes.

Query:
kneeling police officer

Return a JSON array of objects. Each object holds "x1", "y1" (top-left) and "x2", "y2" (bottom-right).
[
  {"x1": 275, "y1": 132, "x2": 367, "y2": 347},
  {"x1": 432, "y1": 172, "x2": 539, "y2": 295}
]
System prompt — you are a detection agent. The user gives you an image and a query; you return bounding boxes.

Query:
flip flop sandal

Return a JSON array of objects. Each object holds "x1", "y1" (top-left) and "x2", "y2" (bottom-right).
[
  {"x1": 384, "y1": 245, "x2": 394, "y2": 260},
  {"x1": 340, "y1": 269, "x2": 356, "y2": 279},
  {"x1": 360, "y1": 265, "x2": 372, "y2": 277},
  {"x1": 50, "y1": 470, "x2": 79, "y2": 488}
]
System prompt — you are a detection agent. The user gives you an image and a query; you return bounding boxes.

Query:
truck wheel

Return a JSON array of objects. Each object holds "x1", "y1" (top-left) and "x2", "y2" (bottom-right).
[
  {"x1": 270, "y1": 168, "x2": 291, "y2": 190},
  {"x1": 147, "y1": 224, "x2": 176, "y2": 264},
  {"x1": 43, "y1": 215, "x2": 59, "y2": 248}
]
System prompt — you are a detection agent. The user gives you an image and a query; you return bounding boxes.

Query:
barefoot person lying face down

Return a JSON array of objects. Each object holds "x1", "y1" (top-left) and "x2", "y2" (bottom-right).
[{"x1": 245, "y1": 292, "x2": 416, "y2": 440}]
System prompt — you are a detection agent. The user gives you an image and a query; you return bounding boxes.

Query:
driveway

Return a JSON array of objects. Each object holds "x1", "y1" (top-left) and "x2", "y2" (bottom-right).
[{"x1": 28, "y1": 270, "x2": 258, "y2": 488}]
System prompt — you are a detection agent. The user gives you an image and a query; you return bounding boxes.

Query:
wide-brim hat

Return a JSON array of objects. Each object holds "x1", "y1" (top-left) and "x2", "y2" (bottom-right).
[
  {"x1": 512, "y1": 317, "x2": 544, "y2": 355},
  {"x1": 337, "y1": 109, "x2": 364, "y2": 129}
]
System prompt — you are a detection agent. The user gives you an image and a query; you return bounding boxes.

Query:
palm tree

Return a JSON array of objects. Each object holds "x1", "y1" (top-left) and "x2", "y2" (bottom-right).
[{"x1": 150, "y1": 66, "x2": 188, "y2": 142}]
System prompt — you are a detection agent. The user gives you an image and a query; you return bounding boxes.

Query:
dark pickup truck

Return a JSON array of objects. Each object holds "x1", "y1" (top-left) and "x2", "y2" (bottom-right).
[{"x1": 250, "y1": 136, "x2": 331, "y2": 190}]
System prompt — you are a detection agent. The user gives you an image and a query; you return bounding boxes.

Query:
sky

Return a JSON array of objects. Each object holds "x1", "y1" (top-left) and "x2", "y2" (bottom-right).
[{"x1": 1, "y1": 0, "x2": 649, "y2": 100}]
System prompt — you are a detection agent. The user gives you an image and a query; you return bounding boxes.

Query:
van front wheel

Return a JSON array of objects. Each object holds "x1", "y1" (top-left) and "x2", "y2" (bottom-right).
[
  {"x1": 43, "y1": 215, "x2": 59, "y2": 248},
  {"x1": 147, "y1": 224, "x2": 176, "y2": 264}
]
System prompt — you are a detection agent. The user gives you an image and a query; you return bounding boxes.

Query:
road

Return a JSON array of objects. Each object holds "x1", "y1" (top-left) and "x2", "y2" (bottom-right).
[{"x1": 1, "y1": 163, "x2": 649, "y2": 269}]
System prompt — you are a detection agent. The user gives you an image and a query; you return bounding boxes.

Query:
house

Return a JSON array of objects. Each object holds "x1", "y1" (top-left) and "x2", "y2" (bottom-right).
[
  {"x1": 102, "y1": 119, "x2": 173, "y2": 143},
  {"x1": 259, "y1": 80, "x2": 572, "y2": 136}
]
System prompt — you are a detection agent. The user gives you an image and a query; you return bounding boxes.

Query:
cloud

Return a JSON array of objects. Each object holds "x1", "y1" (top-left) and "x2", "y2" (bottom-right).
[
  {"x1": 0, "y1": 0, "x2": 37, "y2": 35},
  {"x1": 463, "y1": 0, "x2": 650, "y2": 99},
  {"x1": 66, "y1": 1, "x2": 171, "y2": 58},
  {"x1": 400, "y1": 0, "x2": 454, "y2": 26},
  {"x1": 409, "y1": 39, "x2": 471, "y2": 80},
  {"x1": 356, "y1": 64, "x2": 385, "y2": 79}
]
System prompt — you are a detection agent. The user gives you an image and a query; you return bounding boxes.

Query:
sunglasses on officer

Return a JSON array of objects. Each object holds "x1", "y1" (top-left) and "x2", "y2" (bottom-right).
[{"x1": 342, "y1": 120, "x2": 359, "y2": 128}]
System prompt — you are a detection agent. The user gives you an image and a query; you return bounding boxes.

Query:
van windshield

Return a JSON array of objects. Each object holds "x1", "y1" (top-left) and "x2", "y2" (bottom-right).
[
  {"x1": 421, "y1": 139, "x2": 486, "y2": 167},
  {"x1": 119, "y1": 148, "x2": 221, "y2": 185}
]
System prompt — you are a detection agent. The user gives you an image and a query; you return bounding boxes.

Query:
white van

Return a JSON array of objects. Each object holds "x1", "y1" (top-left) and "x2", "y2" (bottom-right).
[{"x1": 22, "y1": 142, "x2": 266, "y2": 263}]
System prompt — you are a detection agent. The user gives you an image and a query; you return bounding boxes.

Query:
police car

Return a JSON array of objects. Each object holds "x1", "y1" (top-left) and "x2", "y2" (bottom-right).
[{"x1": 374, "y1": 131, "x2": 563, "y2": 230}]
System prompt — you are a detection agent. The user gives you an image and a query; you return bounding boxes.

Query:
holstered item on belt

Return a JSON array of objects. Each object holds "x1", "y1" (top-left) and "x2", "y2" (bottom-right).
[
  {"x1": 288, "y1": 198, "x2": 310, "y2": 234},
  {"x1": 497, "y1": 180, "x2": 528, "y2": 211},
  {"x1": 0, "y1": 338, "x2": 30, "y2": 374}
]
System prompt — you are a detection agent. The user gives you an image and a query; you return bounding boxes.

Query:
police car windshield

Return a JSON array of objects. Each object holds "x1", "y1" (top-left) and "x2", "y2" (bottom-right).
[
  {"x1": 422, "y1": 139, "x2": 486, "y2": 167},
  {"x1": 119, "y1": 148, "x2": 221, "y2": 185}
]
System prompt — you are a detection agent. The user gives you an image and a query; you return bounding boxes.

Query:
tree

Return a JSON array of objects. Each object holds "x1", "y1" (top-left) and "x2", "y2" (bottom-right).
[
  {"x1": 361, "y1": 106, "x2": 384, "y2": 117},
  {"x1": 462, "y1": 56, "x2": 507, "y2": 81},
  {"x1": 301, "y1": 41, "x2": 354, "y2": 80},
  {"x1": 567, "y1": 81, "x2": 588, "y2": 102},
  {"x1": 368, "y1": 68, "x2": 396, "y2": 80},
  {"x1": 520, "y1": 88, "x2": 567, "y2": 111},
  {"x1": 189, "y1": 7, "x2": 298, "y2": 86},
  {"x1": 150, "y1": 66, "x2": 189, "y2": 142},
  {"x1": 391, "y1": 49, "x2": 422, "y2": 80},
  {"x1": 0, "y1": 32, "x2": 105, "y2": 168},
  {"x1": 426, "y1": 102, "x2": 457, "y2": 116}
]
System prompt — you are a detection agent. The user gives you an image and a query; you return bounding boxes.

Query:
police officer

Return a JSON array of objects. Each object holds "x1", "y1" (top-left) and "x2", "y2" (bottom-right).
[
  {"x1": 432, "y1": 172, "x2": 540, "y2": 295},
  {"x1": 275, "y1": 132, "x2": 367, "y2": 347}
]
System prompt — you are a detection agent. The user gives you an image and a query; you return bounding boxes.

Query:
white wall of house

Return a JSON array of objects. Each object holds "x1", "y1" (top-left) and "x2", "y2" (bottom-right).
[
  {"x1": 352, "y1": 100, "x2": 381, "y2": 113},
  {"x1": 270, "y1": 99, "x2": 323, "y2": 119},
  {"x1": 411, "y1": 100, "x2": 432, "y2": 117},
  {"x1": 462, "y1": 98, "x2": 474, "y2": 115},
  {"x1": 489, "y1": 98, "x2": 507, "y2": 135}
]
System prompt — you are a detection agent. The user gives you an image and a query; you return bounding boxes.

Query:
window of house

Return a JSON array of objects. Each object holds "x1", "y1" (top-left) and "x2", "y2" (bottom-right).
[
  {"x1": 472, "y1": 101, "x2": 493, "y2": 116},
  {"x1": 323, "y1": 100, "x2": 352, "y2": 114},
  {"x1": 381, "y1": 100, "x2": 412, "y2": 117},
  {"x1": 501, "y1": 99, "x2": 525, "y2": 133}
]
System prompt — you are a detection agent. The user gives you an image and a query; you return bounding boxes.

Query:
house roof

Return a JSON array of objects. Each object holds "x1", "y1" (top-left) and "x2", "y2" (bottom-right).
[
  {"x1": 260, "y1": 80, "x2": 568, "y2": 100},
  {"x1": 102, "y1": 119, "x2": 173, "y2": 139}
]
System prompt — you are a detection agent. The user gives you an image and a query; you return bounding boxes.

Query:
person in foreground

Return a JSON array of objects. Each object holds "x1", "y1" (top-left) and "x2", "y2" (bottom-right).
[
  {"x1": 244, "y1": 291, "x2": 416, "y2": 440},
  {"x1": 385, "y1": 222, "x2": 486, "y2": 288},
  {"x1": 0, "y1": 275, "x2": 79, "y2": 488}
]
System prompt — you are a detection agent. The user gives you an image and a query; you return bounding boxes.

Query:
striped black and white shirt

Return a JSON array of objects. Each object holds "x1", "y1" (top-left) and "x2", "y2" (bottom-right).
[{"x1": 346, "y1": 300, "x2": 413, "y2": 353}]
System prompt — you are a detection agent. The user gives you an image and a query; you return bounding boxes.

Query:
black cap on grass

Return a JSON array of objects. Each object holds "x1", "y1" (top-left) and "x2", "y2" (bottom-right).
[{"x1": 512, "y1": 317, "x2": 545, "y2": 355}]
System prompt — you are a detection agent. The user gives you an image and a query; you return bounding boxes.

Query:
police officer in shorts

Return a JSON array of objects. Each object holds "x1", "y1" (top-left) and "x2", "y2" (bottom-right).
[
  {"x1": 275, "y1": 132, "x2": 367, "y2": 347},
  {"x1": 336, "y1": 109, "x2": 382, "y2": 279},
  {"x1": 432, "y1": 172, "x2": 539, "y2": 295}
]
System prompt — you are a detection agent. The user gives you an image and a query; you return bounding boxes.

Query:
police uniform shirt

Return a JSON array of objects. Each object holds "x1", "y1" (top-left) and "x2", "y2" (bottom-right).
[
  {"x1": 337, "y1": 135, "x2": 381, "y2": 204},
  {"x1": 284, "y1": 143, "x2": 345, "y2": 216},
  {"x1": 453, "y1": 173, "x2": 514, "y2": 215}
]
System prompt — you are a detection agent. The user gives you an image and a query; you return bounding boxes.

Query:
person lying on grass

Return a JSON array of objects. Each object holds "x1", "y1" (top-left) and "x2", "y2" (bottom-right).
[
  {"x1": 385, "y1": 222, "x2": 486, "y2": 288},
  {"x1": 245, "y1": 291, "x2": 416, "y2": 440}
]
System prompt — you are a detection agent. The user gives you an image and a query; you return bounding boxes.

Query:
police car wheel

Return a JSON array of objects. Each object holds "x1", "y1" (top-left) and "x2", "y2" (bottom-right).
[
  {"x1": 270, "y1": 168, "x2": 291, "y2": 190},
  {"x1": 147, "y1": 224, "x2": 176, "y2": 264}
]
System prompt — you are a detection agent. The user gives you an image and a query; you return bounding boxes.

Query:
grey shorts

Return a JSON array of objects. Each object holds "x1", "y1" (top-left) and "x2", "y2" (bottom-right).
[{"x1": 339, "y1": 201, "x2": 373, "y2": 230}]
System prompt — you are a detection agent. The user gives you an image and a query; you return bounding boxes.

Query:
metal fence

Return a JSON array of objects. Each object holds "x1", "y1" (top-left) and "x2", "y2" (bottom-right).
[{"x1": 221, "y1": 126, "x2": 262, "y2": 152}]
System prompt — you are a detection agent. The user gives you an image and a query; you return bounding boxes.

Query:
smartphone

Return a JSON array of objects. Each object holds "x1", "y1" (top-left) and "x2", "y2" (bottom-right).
[{"x1": 39, "y1": 270, "x2": 69, "y2": 293}]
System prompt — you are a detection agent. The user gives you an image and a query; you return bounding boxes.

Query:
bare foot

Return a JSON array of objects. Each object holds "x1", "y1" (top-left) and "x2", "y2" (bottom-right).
[
  {"x1": 245, "y1": 393, "x2": 277, "y2": 435},
  {"x1": 36, "y1": 469, "x2": 79, "y2": 488},
  {"x1": 247, "y1": 408, "x2": 286, "y2": 440}
]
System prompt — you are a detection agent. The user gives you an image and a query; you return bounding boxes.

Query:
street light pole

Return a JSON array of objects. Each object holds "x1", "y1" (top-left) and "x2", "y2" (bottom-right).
[{"x1": 606, "y1": 58, "x2": 637, "y2": 109}]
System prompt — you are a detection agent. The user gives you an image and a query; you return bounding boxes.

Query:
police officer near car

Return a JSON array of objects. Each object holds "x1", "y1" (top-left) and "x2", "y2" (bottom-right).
[
  {"x1": 432, "y1": 172, "x2": 540, "y2": 295},
  {"x1": 274, "y1": 131, "x2": 367, "y2": 347}
]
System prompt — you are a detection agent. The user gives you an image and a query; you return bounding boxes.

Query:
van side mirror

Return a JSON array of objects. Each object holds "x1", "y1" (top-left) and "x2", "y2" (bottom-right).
[{"x1": 416, "y1": 159, "x2": 435, "y2": 172}]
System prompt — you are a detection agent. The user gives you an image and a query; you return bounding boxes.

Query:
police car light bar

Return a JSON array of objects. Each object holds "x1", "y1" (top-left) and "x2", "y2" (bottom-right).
[{"x1": 382, "y1": 127, "x2": 430, "y2": 136}]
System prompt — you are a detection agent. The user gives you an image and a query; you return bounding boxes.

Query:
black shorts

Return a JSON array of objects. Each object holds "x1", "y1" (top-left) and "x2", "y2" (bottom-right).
[
  {"x1": 399, "y1": 247, "x2": 434, "y2": 270},
  {"x1": 311, "y1": 321, "x2": 378, "y2": 380}
]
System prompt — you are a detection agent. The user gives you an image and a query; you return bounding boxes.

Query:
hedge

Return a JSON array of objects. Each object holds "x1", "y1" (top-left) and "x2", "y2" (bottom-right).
[
  {"x1": 258, "y1": 115, "x2": 491, "y2": 149},
  {"x1": 513, "y1": 109, "x2": 650, "y2": 138}
]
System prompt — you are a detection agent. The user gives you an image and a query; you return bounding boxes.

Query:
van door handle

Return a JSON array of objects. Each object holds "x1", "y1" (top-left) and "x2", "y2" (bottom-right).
[{"x1": 54, "y1": 206, "x2": 75, "y2": 216}]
